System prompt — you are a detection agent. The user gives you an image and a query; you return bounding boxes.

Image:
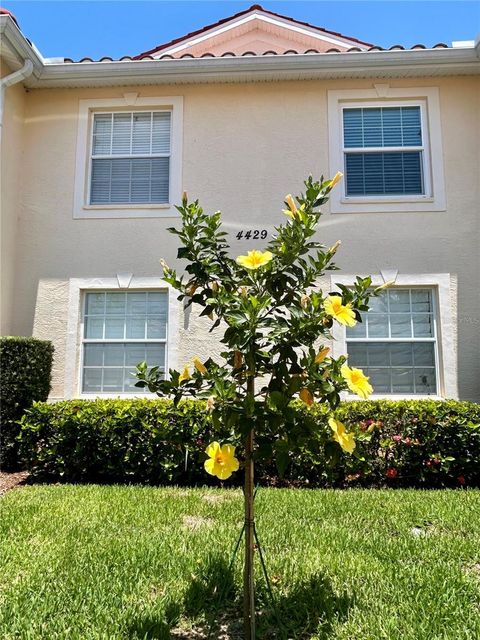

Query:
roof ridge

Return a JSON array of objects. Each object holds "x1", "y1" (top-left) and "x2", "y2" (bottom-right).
[{"x1": 134, "y1": 4, "x2": 375, "y2": 60}]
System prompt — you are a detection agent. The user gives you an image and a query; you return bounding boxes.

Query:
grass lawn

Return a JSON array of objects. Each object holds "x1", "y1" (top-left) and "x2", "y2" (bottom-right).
[{"x1": 1, "y1": 486, "x2": 479, "y2": 639}]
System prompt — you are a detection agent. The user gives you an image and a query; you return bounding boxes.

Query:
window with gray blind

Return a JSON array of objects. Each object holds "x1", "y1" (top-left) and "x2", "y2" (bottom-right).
[
  {"x1": 342, "y1": 106, "x2": 425, "y2": 197},
  {"x1": 82, "y1": 291, "x2": 167, "y2": 393},
  {"x1": 346, "y1": 289, "x2": 438, "y2": 395},
  {"x1": 90, "y1": 111, "x2": 171, "y2": 205}
]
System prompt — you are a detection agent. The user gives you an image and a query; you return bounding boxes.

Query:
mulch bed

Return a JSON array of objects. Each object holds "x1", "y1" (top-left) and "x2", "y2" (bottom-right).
[{"x1": 0, "y1": 471, "x2": 29, "y2": 496}]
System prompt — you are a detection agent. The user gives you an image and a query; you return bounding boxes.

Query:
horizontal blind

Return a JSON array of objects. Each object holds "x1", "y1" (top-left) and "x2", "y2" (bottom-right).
[
  {"x1": 343, "y1": 106, "x2": 424, "y2": 197},
  {"x1": 83, "y1": 291, "x2": 168, "y2": 393},
  {"x1": 343, "y1": 106, "x2": 422, "y2": 148},
  {"x1": 90, "y1": 111, "x2": 171, "y2": 205},
  {"x1": 346, "y1": 289, "x2": 437, "y2": 395},
  {"x1": 345, "y1": 152, "x2": 423, "y2": 196}
]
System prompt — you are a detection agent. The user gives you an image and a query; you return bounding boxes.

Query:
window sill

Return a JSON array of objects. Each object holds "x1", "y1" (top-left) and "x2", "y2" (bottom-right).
[
  {"x1": 74, "y1": 204, "x2": 180, "y2": 219},
  {"x1": 77, "y1": 392, "x2": 158, "y2": 399},
  {"x1": 344, "y1": 393, "x2": 443, "y2": 401},
  {"x1": 340, "y1": 196, "x2": 434, "y2": 205},
  {"x1": 330, "y1": 196, "x2": 446, "y2": 214}
]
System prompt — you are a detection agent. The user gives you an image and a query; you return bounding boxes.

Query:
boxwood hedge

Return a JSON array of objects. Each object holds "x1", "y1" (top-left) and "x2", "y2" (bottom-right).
[
  {"x1": 0, "y1": 337, "x2": 54, "y2": 469},
  {"x1": 18, "y1": 398, "x2": 479, "y2": 487}
]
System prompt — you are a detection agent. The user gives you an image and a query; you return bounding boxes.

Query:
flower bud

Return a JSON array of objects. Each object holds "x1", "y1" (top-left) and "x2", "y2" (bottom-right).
[
  {"x1": 159, "y1": 258, "x2": 170, "y2": 272},
  {"x1": 285, "y1": 194, "x2": 298, "y2": 214},
  {"x1": 186, "y1": 283, "x2": 198, "y2": 296},
  {"x1": 315, "y1": 347, "x2": 330, "y2": 364},
  {"x1": 329, "y1": 171, "x2": 343, "y2": 188},
  {"x1": 374, "y1": 280, "x2": 395, "y2": 292},
  {"x1": 300, "y1": 294, "x2": 311, "y2": 309},
  {"x1": 299, "y1": 388, "x2": 314, "y2": 406},
  {"x1": 182, "y1": 191, "x2": 188, "y2": 206},
  {"x1": 328, "y1": 240, "x2": 341, "y2": 256}
]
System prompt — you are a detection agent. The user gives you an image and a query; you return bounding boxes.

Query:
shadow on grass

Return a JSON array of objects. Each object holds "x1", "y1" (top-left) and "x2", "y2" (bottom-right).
[
  {"x1": 126, "y1": 555, "x2": 353, "y2": 639},
  {"x1": 126, "y1": 602, "x2": 181, "y2": 640},
  {"x1": 182, "y1": 555, "x2": 354, "y2": 639}
]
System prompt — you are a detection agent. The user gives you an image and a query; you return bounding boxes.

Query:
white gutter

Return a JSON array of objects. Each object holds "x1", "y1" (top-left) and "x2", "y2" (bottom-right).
[{"x1": 0, "y1": 59, "x2": 33, "y2": 133}]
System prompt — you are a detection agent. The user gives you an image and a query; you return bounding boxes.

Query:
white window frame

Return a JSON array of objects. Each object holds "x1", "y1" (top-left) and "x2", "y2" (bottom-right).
[
  {"x1": 64, "y1": 277, "x2": 180, "y2": 398},
  {"x1": 73, "y1": 96, "x2": 183, "y2": 219},
  {"x1": 88, "y1": 110, "x2": 172, "y2": 207},
  {"x1": 328, "y1": 87, "x2": 446, "y2": 213},
  {"x1": 81, "y1": 290, "x2": 169, "y2": 395},
  {"x1": 330, "y1": 273, "x2": 457, "y2": 399}
]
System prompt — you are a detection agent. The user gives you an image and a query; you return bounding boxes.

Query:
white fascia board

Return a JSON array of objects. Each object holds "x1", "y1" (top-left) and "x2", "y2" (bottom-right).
[
  {"x1": 23, "y1": 48, "x2": 480, "y2": 89},
  {"x1": 156, "y1": 11, "x2": 368, "y2": 57},
  {"x1": 0, "y1": 16, "x2": 44, "y2": 76}
]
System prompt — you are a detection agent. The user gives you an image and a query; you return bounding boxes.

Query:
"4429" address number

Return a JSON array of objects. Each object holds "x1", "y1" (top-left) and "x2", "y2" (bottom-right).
[{"x1": 236, "y1": 229, "x2": 268, "y2": 240}]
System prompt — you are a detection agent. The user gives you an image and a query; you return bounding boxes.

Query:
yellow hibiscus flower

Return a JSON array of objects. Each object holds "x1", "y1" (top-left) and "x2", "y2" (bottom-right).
[
  {"x1": 324, "y1": 295, "x2": 357, "y2": 327},
  {"x1": 328, "y1": 417, "x2": 356, "y2": 454},
  {"x1": 341, "y1": 364, "x2": 373, "y2": 399},
  {"x1": 178, "y1": 366, "x2": 191, "y2": 384},
  {"x1": 204, "y1": 442, "x2": 240, "y2": 480},
  {"x1": 193, "y1": 357, "x2": 207, "y2": 375},
  {"x1": 236, "y1": 250, "x2": 273, "y2": 270}
]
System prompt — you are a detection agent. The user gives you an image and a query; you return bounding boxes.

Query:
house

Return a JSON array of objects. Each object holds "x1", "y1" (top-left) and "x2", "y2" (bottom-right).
[{"x1": 1, "y1": 4, "x2": 479, "y2": 401}]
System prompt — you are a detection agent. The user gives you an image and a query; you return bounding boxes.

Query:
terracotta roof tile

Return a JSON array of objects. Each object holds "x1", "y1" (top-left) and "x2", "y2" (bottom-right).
[{"x1": 133, "y1": 4, "x2": 375, "y2": 60}]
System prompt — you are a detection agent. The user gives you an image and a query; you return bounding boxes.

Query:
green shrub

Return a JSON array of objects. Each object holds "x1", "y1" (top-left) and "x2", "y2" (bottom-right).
[
  {"x1": 18, "y1": 398, "x2": 479, "y2": 487},
  {"x1": 0, "y1": 337, "x2": 54, "y2": 469}
]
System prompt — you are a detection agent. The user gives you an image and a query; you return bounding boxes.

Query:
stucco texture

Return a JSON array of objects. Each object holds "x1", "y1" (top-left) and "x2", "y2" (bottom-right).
[
  {"x1": 1, "y1": 79, "x2": 25, "y2": 334},
  {"x1": 3, "y1": 76, "x2": 479, "y2": 400}
]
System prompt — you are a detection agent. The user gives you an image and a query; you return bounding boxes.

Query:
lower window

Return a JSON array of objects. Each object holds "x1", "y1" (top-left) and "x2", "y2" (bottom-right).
[
  {"x1": 346, "y1": 288, "x2": 438, "y2": 395},
  {"x1": 82, "y1": 291, "x2": 167, "y2": 393}
]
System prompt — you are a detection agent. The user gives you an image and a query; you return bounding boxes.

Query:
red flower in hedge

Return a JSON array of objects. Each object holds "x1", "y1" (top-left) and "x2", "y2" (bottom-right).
[
  {"x1": 392, "y1": 435, "x2": 402, "y2": 443},
  {"x1": 457, "y1": 475, "x2": 466, "y2": 485},
  {"x1": 404, "y1": 437, "x2": 412, "y2": 446},
  {"x1": 386, "y1": 468, "x2": 398, "y2": 479}
]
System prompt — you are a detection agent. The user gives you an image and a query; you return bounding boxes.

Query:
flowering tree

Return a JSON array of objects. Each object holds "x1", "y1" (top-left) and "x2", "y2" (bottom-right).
[{"x1": 136, "y1": 174, "x2": 384, "y2": 638}]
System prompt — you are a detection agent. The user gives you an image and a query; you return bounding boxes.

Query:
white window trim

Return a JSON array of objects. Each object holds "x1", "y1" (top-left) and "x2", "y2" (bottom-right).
[
  {"x1": 64, "y1": 277, "x2": 180, "y2": 399},
  {"x1": 330, "y1": 273, "x2": 457, "y2": 400},
  {"x1": 73, "y1": 96, "x2": 183, "y2": 219},
  {"x1": 327, "y1": 87, "x2": 446, "y2": 213}
]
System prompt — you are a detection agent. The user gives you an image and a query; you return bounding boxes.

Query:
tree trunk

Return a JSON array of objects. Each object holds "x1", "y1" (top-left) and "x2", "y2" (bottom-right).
[
  {"x1": 243, "y1": 427, "x2": 255, "y2": 639},
  {"x1": 243, "y1": 375, "x2": 256, "y2": 639}
]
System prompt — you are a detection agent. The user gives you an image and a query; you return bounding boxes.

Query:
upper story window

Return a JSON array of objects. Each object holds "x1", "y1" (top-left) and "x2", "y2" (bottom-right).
[
  {"x1": 327, "y1": 87, "x2": 445, "y2": 213},
  {"x1": 74, "y1": 96, "x2": 183, "y2": 219},
  {"x1": 343, "y1": 106, "x2": 424, "y2": 197},
  {"x1": 346, "y1": 288, "x2": 438, "y2": 395},
  {"x1": 90, "y1": 111, "x2": 171, "y2": 205},
  {"x1": 82, "y1": 291, "x2": 167, "y2": 394}
]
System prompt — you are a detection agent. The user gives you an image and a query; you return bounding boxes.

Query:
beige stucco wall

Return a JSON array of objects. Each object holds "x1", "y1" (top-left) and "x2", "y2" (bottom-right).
[
  {"x1": 6, "y1": 76, "x2": 480, "y2": 400},
  {"x1": 0, "y1": 77, "x2": 25, "y2": 334}
]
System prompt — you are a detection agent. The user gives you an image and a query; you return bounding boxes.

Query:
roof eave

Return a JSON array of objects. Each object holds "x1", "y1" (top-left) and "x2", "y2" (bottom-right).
[
  {"x1": 25, "y1": 48, "x2": 480, "y2": 88},
  {"x1": 0, "y1": 16, "x2": 44, "y2": 76}
]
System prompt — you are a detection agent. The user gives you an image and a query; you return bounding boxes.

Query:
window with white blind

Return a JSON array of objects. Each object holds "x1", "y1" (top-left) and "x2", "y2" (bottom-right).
[
  {"x1": 82, "y1": 291, "x2": 167, "y2": 393},
  {"x1": 342, "y1": 105, "x2": 425, "y2": 197},
  {"x1": 327, "y1": 88, "x2": 446, "y2": 213},
  {"x1": 346, "y1": 288, "x2": 438, "y2": 395},
  {"x1": 89, "y1": 111, "x2": 171, "y2": 205}
]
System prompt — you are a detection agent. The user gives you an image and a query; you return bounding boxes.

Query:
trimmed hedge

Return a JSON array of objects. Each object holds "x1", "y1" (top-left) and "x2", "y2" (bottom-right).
[
  {"x1": 0, "y1": 337, "x2": 54, "y2": 469},
  {"x1": 18, "y1": 398, "x2": 480, "y2": 487}
]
